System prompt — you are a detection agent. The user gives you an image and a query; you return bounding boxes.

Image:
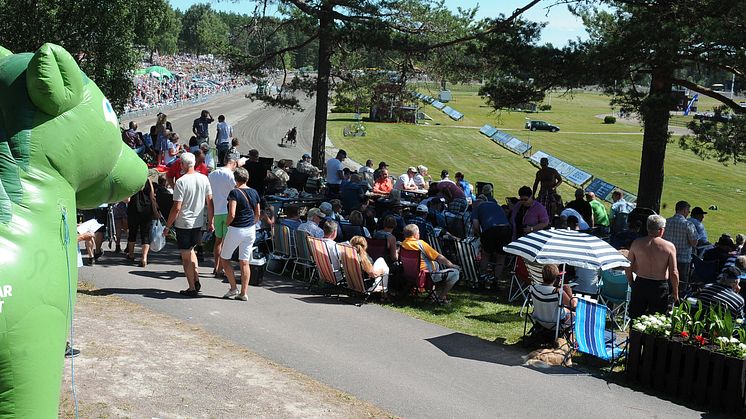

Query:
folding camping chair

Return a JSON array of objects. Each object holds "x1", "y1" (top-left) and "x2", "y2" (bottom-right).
[
  {"x1": 337, "y1": 243, "x2": 384, "y2": 303},
  {"x1": 508, "y1": 256, "x2": 530, "y2": 303},
  {"x1": 307, "y1": 237, "x2": 344, "y2": 291},
  {"x1": 365, "y1": 237, "x2": 388, "y2": 261},
  {"x1": 426, "y1": 232, "x2": 442, "y2": 254},
  {"x1": 266, "y1": 223, "x2": 294, "y2": 275},
  {"x1": 523, "y1": 283, "x2": 573, "y2": 343},
  {"x1": 339, "y1": 222, "x2": 366, "y2": 242},
  {"x1": 399, "y1": 248, "x2": 435, "y2": 301},
  {"x1": 453, "y1": 237, "x2": 479, "y2": 288},
  {"x1": 291, "y1": 230, "x2": 316, "y2": 282},
  {"x1": 573, "y1": 298, "x2": 628, "y2": 372},
  {"x1": 692, "y1": 255, "x2": 718, "y2": 284},
  {"x1": 519, "y1": 259, "x2": 546, "y2": 315},
  {"x1": 598, "y1": 269, "x2": 631, "y2": 330}
]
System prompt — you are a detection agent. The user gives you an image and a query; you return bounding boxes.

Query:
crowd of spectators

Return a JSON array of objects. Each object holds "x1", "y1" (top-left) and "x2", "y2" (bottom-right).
[{"x1": 124, "y1": 53, "x2": 249, "y2": 114}]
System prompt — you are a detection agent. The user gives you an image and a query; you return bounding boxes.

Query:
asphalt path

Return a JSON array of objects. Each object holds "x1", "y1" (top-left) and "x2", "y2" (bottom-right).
[{"x1": 79, "y1": 243, "x2": 703, "y2": 419}]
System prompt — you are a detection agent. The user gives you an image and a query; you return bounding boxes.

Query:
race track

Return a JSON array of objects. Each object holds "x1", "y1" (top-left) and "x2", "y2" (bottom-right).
[{"x1": 128, "y1": 90, "x2": 318, "y2": 164}]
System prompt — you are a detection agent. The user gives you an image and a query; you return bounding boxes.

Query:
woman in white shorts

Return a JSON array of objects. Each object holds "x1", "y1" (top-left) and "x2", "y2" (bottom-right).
[{"x1": 220, "y1": 167, "x2": 261, "y2": 301}]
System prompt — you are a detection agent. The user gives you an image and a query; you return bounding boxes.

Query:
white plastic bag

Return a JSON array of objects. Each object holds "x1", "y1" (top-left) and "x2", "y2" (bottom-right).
[{"x1": 150, "y1": 218, "x2": 166, "y2": 252}]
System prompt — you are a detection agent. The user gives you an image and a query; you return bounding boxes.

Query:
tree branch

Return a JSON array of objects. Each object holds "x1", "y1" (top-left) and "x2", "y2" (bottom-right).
[
  {"x1": 672, "y1": 78, "x2": 746, "y2": 114},
  {"x1": 233, "y1": 32, "x2": 320, "y2": 73},
  {"x1": 421, "y1": 0, "x2": 542, "y2": 51},
  {"x1": 679, "y1": 54, "x2": 745, "y2": 78}
]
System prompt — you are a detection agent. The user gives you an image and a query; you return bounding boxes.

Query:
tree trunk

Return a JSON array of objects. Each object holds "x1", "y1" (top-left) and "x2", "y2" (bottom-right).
[
  {"x1": 637, "y1": 67, "x2": 674, "y2": 213},
  {"x1": 311, "y1": 2, "x2": 333, "y2": 170}
]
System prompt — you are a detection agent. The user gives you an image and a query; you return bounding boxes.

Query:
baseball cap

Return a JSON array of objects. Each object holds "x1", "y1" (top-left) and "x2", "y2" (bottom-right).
[
  {"x1": 307, "y1": 208, "x2": 323, "y2": 219},
  {"x1": 691, "y1": 207, "x2": 707, "y2": 216},
  {"x1": 302, "y1": 153, "x2": 311, "y2": 159},
  {"x1": 319, "y1": 202, "x2": 333, "y2": 216},
  {"x1": 416, "y1": 204, "x2": 428, "y2": 213},
  {"x1": 225, "y1": 151, "x2": 241, "y2": 163},
  {"x1": 378, "y1": 161, "x2": 388, "y2": 168}
]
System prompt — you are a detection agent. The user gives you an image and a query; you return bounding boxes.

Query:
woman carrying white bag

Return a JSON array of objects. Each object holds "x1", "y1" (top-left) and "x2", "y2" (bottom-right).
[
  {"x1": 127, "y1": 175, "x2": 160, "y2": 267},
  {"x1": 220, "y1": 167, "x2": 261, "y2": 301}
]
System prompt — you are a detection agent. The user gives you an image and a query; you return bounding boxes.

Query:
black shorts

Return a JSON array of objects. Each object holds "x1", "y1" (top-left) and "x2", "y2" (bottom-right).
[
  {"x1": 481, "y1": 225, "x2": 512, "y2": 254},
  {"x1": 629, "y1": 277, "x2": 669, "y2": 320},
  {"x1": 175, "y1": 227, "x2": 202, "y2": 250}
]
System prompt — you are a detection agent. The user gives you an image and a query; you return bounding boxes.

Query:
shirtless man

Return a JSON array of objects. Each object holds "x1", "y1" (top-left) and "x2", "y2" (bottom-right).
[
  {"x1": 532, "y1": 157, "x2": 562, "y2": 217},
  {"x1": 626, "y1": 214, "x2": 679, "y2": 319}
]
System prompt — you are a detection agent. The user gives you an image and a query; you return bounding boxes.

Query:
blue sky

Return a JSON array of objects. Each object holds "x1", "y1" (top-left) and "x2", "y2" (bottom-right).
[{"x1": 169, "y1": 0, "x2": 587, "y2": 46}]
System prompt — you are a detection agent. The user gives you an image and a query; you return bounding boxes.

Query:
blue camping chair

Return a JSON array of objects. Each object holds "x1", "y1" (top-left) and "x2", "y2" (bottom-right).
[
  {"x1": 598, "y1": 270, "x2": 631, "y2": 330},
  {"x1": 574, "y1": 298, "x2": 627, "y2": 371}
]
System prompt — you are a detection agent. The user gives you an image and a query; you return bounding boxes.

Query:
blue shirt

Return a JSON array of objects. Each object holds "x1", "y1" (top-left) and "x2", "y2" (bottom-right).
[
  {"x1": 281, "y1": 218, "x2": 302, "y2": 231},
  {"x1": 688, "y1": 217, "x2": 708, "y2": 242},
  {"x1": 227, "y1": 187, "x2": 260, "y2": 227},
  {"x1": 473, "y1": 200, "x2": 509, "y2": 230}
]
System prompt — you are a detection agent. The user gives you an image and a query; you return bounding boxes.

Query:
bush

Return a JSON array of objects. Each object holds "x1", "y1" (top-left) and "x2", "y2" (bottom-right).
[
  {"x1": 604, "y1": 115, "x2": 617, "y2": 124},
  {"x1": 539, "y1": 104, "x2": 552, "y2": 111}
]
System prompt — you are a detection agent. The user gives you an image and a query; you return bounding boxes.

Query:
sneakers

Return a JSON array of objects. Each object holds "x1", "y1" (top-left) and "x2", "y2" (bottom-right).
[
  {"x1": 223, "y1": 289, "x2": 239, "y2": 299},
  {"x1": 235, "y1": 294, "x2": 248, "y2": 301},
  {"x1": 65, "y1": 342, "x2": 80, "y2": 358}
]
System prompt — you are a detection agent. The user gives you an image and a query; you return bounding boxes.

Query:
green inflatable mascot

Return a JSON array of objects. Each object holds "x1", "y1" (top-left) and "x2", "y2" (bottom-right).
[{"x1": 0, "y1": 43, "x2": 147, "y2": 417}]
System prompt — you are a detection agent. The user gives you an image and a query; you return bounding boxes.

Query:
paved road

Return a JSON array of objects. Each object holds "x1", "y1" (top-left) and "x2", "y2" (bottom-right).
[{"x1": 80, "y1": 244, "x2": 703, "y2": 419}]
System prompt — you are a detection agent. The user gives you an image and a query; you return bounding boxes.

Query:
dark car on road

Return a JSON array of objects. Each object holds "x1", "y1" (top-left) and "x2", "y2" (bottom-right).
[{"x1": 525, "y1": 120, "x2": 560, "y2": 132}]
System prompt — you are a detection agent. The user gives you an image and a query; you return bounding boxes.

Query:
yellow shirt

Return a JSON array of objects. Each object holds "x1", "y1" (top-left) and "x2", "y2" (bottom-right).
[{"x1": 400, "y1": 237, "x2": 440, "y2": 271}]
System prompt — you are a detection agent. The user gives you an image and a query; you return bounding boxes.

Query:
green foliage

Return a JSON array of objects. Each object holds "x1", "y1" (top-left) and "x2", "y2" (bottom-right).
[
  {"x1": 603, "y1": 115, "x2": 616, "y2": 124},
  {"x1": 179, "y1": 3, "x2": 228, "y2": 54},
  {"x1": 0, "y1": 0, "x2": 140, "y2": 112},
  {"x1": 133, "y1": 0, "x2": 181, "y2": 55},
  {"x1": 539, "y1": 104, "x2": 552, "y2": 112},
  {"x1": 680, "y1": 110, "x2": 746, "y2": 165}
]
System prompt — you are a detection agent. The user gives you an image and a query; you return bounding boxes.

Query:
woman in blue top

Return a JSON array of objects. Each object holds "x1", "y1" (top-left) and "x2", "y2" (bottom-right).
[{"x1": 220, "y1": 167, "x2": 261, "y2": 301}]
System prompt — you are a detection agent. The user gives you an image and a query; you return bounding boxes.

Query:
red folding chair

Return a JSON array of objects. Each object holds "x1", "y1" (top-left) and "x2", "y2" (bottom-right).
[{"x1": 399, "y1": 248, "x2": 435, "y2": 301}]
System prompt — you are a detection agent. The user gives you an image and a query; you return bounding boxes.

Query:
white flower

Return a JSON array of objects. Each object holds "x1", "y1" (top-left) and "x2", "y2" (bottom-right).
[
  {"x1": 633, "y1": 323, "x2": 646, "y2": 332},
  {"x1": 665, "y1": 331, "x2": 671, "y2": 336},
  {"x1": 717, "y1": 337, "x2": 729, "y2": 343},
  {"x1": 736, "y1": 319, "x2": 744, "y2": 325},
  {"x1": 739, "y1": 343, "x2": 746, "y2": 350},
  {"x1": 731, "y1": 337, "x2": 740, "y2": 344}
]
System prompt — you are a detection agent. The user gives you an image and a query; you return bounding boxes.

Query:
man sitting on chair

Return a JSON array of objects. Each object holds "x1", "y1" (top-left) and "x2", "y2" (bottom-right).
[
  {"x1": 400, "y1": 224, "x2": 460, "y2": 303},
  {"x1": 697, "y1": 266, "x2": 745, "y2": 320}
]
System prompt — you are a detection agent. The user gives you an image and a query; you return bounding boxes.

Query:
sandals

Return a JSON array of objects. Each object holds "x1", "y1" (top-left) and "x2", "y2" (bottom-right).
[
  {"x1": 139, "y1": 260, "x2": 147, "y2": 268},
  {"x1": 195, "y1": 280, "x2": 202, "y2": 292},
  {"x1": 179, "y1": 289, "x2": 199, "y2": 297}
]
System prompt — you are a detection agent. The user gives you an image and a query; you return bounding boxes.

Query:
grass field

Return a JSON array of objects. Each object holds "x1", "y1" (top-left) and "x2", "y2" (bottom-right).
[{"x1": 329, "y1": 84, "x2": 745, "y2": 238}]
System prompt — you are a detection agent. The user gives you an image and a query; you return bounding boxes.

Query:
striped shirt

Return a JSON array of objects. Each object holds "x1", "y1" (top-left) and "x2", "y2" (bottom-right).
[{"x1": 698, "y1": 283, "x2": 744, "y2": 319}]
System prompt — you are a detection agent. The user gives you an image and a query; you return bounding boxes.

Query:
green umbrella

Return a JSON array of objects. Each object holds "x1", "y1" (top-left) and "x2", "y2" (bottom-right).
[{"x1": 144, "y1": 65, "x2": 173, "y2": 79}]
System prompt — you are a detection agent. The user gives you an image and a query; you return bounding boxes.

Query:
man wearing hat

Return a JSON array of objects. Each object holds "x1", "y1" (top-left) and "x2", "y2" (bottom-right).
[
  {"x1": 688, "y1": 206, "x2": 710, "y2": 246},
  {"x1": 296, "y1": 153, "x2": 316, "y2": 175},
  {"x1": 394, "y1": 167, "x2": 419, "y2": 191},
  {"x1": 409, "y1": 204, "x2": 436, "y2": 238},
  {"x1": 697, "y1": 266, "x2": 745, "y2": 319},
  {"x1": 298, "y1": 207, "x2": 324, "y2": 238},
  {"x1": 472, "y1": 184, "x2": 512, "y2": 280},
  {"x1": 703, "y1": 234, "x2": 737, "y2": 271},
  {"x1": 208, "y1": 152, "x2": 244, "y2": 277}
]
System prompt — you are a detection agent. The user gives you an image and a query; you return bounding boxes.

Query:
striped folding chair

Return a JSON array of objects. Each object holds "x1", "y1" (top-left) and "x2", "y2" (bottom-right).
[
  {"x1": 426, "y1": 232, "x2": 442, "y2": 254},
  {"x1": 574, "y1": 298, "x2": 627, "y2": 371},
  {"x1": 307, "y1": 237, "x2": 344, "y2": 289},
  {"x1": 267, "y1": 223, "x2": 294, "y2": 275},
  {"x1": 336, "y1": 243, "x2": 382, "y2": 302},
  {"x1": 453, "y1": 237, "x2": 479, "y2": 288},
  {"x1": 291, "y1": 230, "x2": 316, "y2": 282}
]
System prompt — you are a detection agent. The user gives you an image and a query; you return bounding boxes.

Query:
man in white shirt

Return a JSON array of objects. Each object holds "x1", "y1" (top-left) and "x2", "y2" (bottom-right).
[
  {"x1": 325, "y1": 149, "x2": 347, "y2": 196},
  {"x1": 358, "y1": 159, "x2": 375, "y2": 187},
  {"x1": 164, "y1": 152, "x2": 214, "y2": 297},
  {"x1": 394, "y1": 166, "x2": 418, "y2": 191},
  {"x1": 214, "y1": 115, "x2": 233, "y2": 166},
  {"x1": 208, "y1": 152, "x2": 242, "y2": 277}
]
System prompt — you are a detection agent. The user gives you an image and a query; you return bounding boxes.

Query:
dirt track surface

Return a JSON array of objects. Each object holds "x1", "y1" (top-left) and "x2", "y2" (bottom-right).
[{"x1": 59, "y1": 286, "x2": 392, "y2": 418}]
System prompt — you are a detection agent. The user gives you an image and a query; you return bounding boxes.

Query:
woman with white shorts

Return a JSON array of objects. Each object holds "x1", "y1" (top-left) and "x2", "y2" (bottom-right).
[{"x1": 220, "y1": 167, "x2": 261, "y2": 301}]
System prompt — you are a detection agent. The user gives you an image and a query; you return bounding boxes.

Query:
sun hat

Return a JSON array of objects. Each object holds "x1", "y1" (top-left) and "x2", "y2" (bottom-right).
[{"x1": 319, "y1": 202, "x2": 333, "y2": 216}]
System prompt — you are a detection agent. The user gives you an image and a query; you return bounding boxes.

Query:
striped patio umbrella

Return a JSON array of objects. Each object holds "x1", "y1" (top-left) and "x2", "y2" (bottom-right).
[{"x1": 503, "y1": 228, "x2": 630, "y2": 270}]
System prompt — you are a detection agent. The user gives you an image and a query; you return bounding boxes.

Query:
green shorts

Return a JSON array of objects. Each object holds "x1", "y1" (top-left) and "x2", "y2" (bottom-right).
[{"x1": 214, "y1": 214, "x2": 228, "y2": 239}]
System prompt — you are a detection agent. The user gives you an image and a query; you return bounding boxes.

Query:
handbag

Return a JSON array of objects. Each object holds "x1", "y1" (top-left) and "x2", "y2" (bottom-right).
[{"x1": 150, "y1": 217, "x2": 166, "y2": 252}]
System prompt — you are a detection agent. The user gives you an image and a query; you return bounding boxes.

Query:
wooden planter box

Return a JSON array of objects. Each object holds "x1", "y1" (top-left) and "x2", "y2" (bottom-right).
[{"x1": 627, "y1": 330, "x2": 746, "y2": 412}]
